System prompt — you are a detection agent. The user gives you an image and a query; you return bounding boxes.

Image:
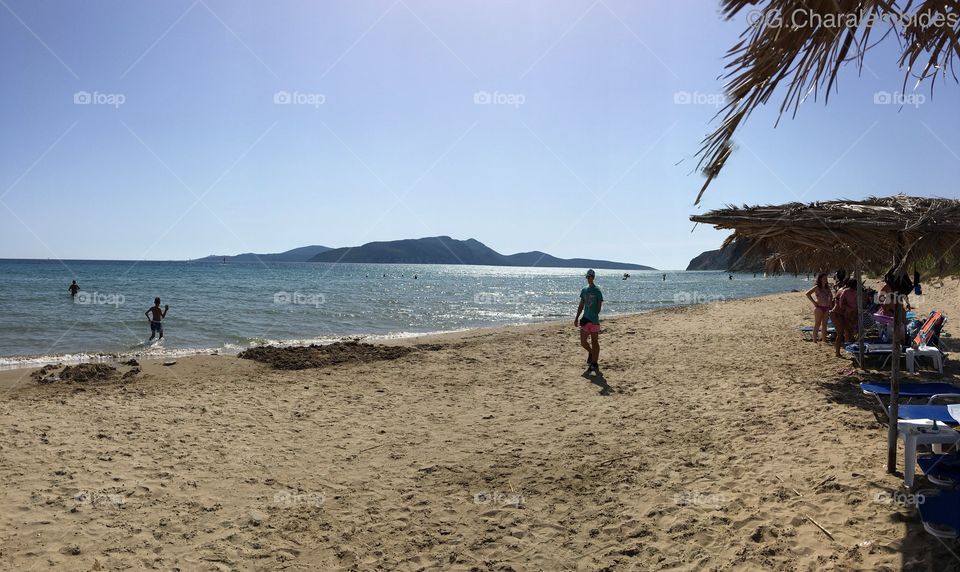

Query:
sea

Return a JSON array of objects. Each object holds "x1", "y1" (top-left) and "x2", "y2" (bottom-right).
[{"x1": 0, "y1": 260, "x2": 811, "y2": 368}]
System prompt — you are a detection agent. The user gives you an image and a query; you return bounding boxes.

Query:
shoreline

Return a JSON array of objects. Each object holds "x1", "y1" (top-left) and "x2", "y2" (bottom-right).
[{"x1": 0, "y1": 288, "x2": 804, "y2": 371}]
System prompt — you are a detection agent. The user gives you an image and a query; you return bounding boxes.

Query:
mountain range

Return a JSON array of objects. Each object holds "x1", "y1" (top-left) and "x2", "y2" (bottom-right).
[
  {"x1": 198, "y1": 237, "x2": 653, "y2": 270},
  {"x1": 195, "y1": 245, "x2": 332, "y2": 263}
]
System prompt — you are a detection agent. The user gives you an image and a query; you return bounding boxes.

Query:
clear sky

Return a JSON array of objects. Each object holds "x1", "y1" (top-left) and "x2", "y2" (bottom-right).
[{"x1": 1, "y1": 0, "x2": 957, "y2": 270}]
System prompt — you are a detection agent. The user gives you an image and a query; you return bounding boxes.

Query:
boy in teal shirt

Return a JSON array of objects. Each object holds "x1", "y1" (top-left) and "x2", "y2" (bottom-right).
[{"x1": 575, "y1": 269, "x2": 603, "y2": 372}]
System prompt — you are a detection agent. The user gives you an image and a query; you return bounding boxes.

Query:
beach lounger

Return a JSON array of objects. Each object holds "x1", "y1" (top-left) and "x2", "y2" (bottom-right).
[
  {"x1": 844, "y1": 342, "x2": 905, "y2": 369},
  {"x1": 917, "y1": 454, "x2": 960, "y2": 487},
  {"x1": 917, "y1": 489, "x2": 960, "y2": 538},
  {"x1": 844, "y1": 310, "x2": 948, "y2": 370},
  {"x1": 800, "y1": 325, "x2": 835, "y2": 340},
  {"x1": 800, "y1": 318, "x2": 835, "y2": 340},
  {"x1": 896, "y1": 404, "x2": 959, "y2": 425},
  {"x1": 860, "y1": 381, "x2": 960, "y2": 411}
]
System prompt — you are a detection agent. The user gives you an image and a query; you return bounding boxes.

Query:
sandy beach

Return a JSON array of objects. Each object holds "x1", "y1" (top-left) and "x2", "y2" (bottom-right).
[{"x1": 2, "y1": 280, "x2": 959, "y2": 571}]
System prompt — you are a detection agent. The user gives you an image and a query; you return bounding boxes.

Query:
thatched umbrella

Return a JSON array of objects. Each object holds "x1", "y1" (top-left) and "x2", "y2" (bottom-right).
[
  {"x1": 696, "y1": 1, "x2": 960, "y2": 204},
  {"x1": 691, "y1": 194, "x2": 960, "y2": 474}
]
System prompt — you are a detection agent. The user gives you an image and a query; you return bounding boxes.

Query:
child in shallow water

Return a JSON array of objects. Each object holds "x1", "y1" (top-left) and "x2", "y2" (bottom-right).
[{"x1": 145, "y1": 297, "x2": 169, "y2": 341}]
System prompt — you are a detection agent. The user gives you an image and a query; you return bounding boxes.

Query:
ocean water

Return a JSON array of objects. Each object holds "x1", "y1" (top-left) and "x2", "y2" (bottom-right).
[{"x1": 0, "y1": 260, "x2": 810, "y2": 366}]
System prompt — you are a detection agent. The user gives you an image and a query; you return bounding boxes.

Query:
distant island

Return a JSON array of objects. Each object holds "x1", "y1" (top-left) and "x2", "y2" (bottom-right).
[
  {"x1": 309, "y1": 236, "x2": 654, "y2": 270},
  {"x1": 194, "y1": 245, "x2": 331, "y2": 263},
  {"x1": 200, "y1": 237, "x2": 654, "y2": 270}
]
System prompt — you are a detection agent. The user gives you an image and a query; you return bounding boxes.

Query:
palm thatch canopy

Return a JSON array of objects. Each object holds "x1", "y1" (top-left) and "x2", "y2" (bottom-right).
[
  {"x1": 690, "y1": 195, "x2": 960, "y2": 275},
  {"x1": 696, "y1": 1, "x2": 960, "y2": 204},
  {"x1": 694, "y1": 194, "x2": 960, "y2": 474}
]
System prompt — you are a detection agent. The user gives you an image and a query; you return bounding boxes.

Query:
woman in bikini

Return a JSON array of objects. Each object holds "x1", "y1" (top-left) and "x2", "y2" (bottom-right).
[
  {"x1": 831, "y1": 278, "x2": 860, "y2": 357},
  {"x1": 805, "y1": 273, "x2": 833, "y2": 343}
]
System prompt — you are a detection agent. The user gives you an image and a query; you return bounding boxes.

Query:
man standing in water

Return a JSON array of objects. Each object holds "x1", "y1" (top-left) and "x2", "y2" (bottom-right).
[
  {"x1": 575, "y1": 269, "x2": 603, "y2": 372},
  {"x1": 145, "y1": 297, "x2": 169, "y2": 341},
  {"x1": 68, "y1": 280, "x2": 80, "y2": 299}
]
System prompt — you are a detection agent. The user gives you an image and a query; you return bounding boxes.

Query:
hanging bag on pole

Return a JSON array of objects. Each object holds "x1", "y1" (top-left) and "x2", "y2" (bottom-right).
[{"x1": 884, "y1": 270, "x2": 913, "y2": 297}]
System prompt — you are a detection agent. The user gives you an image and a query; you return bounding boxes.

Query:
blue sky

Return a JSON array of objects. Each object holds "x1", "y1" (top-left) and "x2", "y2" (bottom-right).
[{"x1": 1, "y1": 0, "x2": 957, "y2": 270}]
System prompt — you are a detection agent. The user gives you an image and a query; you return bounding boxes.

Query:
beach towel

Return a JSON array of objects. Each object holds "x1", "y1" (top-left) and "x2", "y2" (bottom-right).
[
  {"x1": 949, "y1": 404, "x2": 960, "y2": 424},
  {"x1": 914, "y1": 311, "x2": 945, "y2": 347}
]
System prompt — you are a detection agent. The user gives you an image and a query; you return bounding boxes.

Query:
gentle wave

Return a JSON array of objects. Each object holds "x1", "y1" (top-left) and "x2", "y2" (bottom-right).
[
  {"x1": 0, "y1": 328, "x2": 476, "y2": 371},
  {"x1": 0, "y1": 261, "x2": 810, "y2": 368}
]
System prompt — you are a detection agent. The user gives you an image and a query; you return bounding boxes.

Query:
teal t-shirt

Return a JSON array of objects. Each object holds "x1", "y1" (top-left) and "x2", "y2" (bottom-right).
[{"x1": 580, "y1": 284, "x2": 603, "y2": 324}]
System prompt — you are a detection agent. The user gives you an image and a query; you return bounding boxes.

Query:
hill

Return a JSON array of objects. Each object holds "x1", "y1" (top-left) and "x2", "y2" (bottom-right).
[
  {"x1": 309, "y1": 237, "x2": 654, "y2": 270},
  {"x1": 686, "y1": 239, "x2": 763, "y2": 271},
  {"x1": 195, "y1": 245, "x2": 331, "y2": 263}
]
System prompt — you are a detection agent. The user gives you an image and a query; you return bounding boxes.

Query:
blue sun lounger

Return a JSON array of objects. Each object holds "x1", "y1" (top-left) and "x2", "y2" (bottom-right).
[
  {"x1": 799, "y1": 322, "x2": 834, "y2": 340},
  {"x1": 917, "y1": 455, "x2": 960, "y2": 487},
  {"x1": 860, "y1": 382, "x2": 960, "y2": 410},
  {"x1": 918, "y1": 489, "x2": 960, "y2": 538},
  {"x1": 844, "y1": 342, "x2": 903, "y2": 368},
  {"x1": 897, "y1": 405, "x2": 959, "y2": 425}
]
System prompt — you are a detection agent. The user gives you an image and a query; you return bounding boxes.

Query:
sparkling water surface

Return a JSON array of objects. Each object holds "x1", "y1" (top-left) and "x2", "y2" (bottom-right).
[{"x1": 0, "y1": 260, "x2": 810, "y2": 366}]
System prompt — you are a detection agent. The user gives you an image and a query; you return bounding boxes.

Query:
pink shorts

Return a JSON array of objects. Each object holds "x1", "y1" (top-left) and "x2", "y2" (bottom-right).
[{"x1": 580, "y1": 322, "x2": 600, "y2": 334}]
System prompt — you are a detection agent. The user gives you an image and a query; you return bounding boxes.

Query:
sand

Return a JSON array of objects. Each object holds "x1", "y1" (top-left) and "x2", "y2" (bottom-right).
[{"x1": 2, "y1": 279, "x2": 960, "y2": 571}]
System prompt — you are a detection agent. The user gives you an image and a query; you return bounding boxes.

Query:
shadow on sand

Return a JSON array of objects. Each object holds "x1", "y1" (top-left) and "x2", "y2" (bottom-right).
[
  {"x1": 581, "y1": 367, "x2": 611, "y2": 396},
  {"x1": 817, "y1": 366, "x2": 960, "y2": 569}
]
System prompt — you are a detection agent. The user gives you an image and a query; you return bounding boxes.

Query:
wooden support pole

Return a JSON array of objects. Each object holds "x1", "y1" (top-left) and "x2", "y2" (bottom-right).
[
  {"x1": 887, "y1": 235, "x2": 904, "y2": 474},
  {"x1": 856, "y1": 269, "x2": 865, "y2": 369},
  {"x1": 887, "y1": 296, "x2": 902, "y2": 473}
]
